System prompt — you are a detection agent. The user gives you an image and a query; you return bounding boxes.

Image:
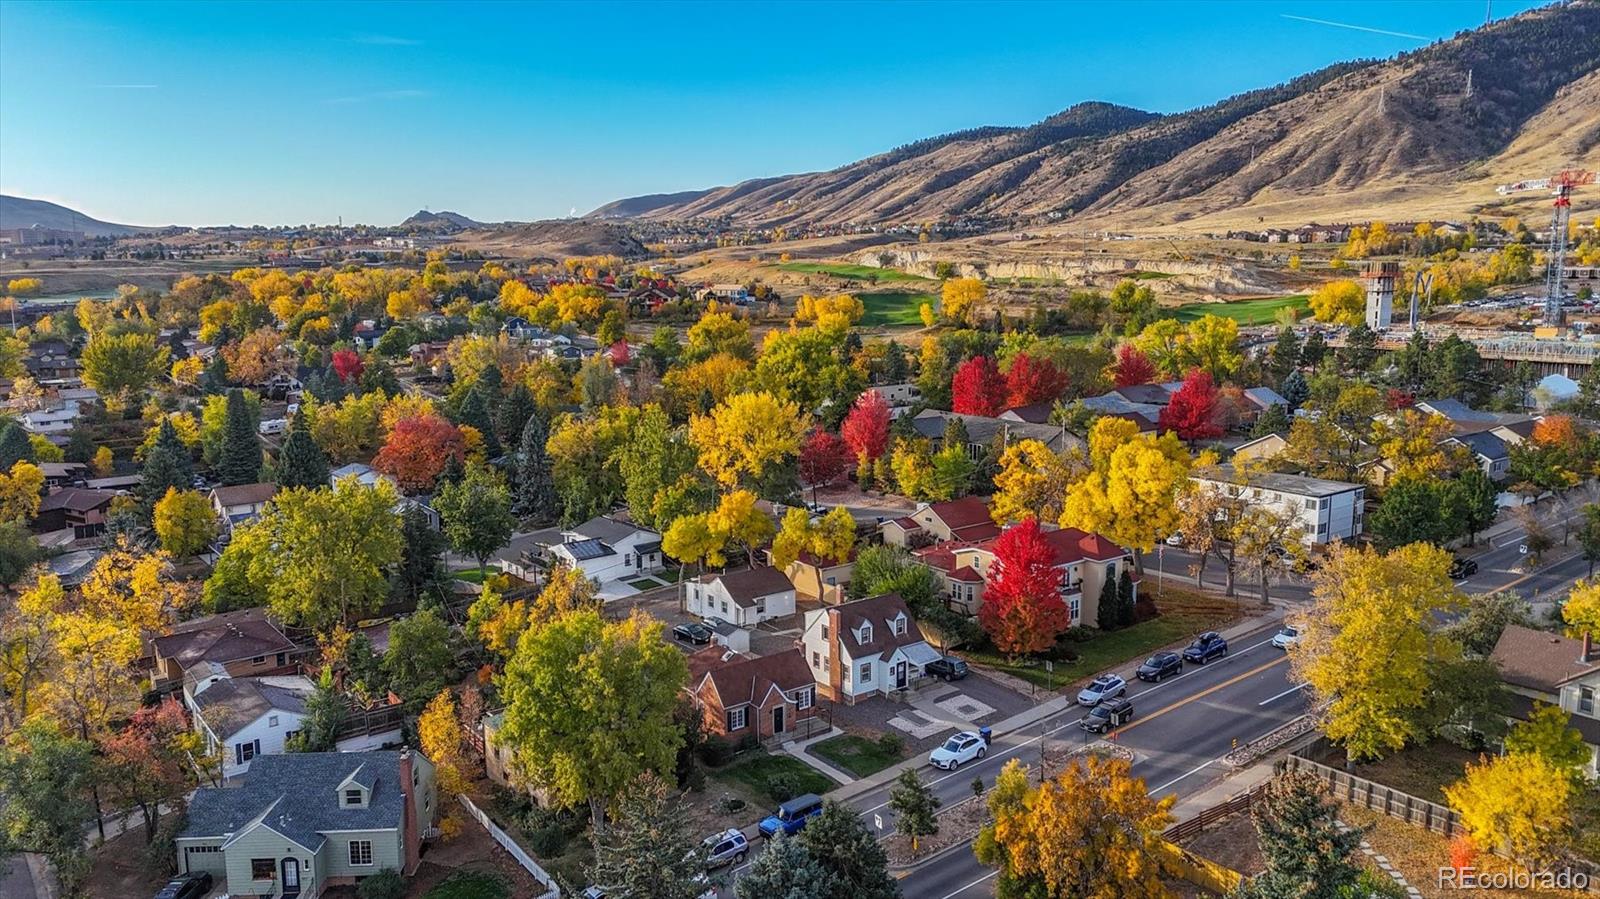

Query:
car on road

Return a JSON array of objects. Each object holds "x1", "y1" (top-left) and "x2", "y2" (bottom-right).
[
  {"x1": 1449, "y1": 557, "x2": 1479, "y2": 579},
  {"x1": 1271, "y1": 626, "x2": 1300, "y2": 650},
  {"x1": 1136, "y1": 651, "x2": 1183, "y2": 682},
  {"x1": 1182, "y1": 632, "x2": 1229, "y2": 664},
  {"x1": 925, "y1": 656, "x2": 969, "y2": 681},
  {"x1": 1081, "y1": 697, "x2": 1134, "y2": 733},
  {"x1": 758, "y1": 793, "x2": 824, "y2": 838},
  {"x1": 928, "y1": 731, "x2": 988, "y2": 770},
  {"x1": 703, "y1": 828, "x2": 749, "y2": 867},
  {"x1": 154, "y1": 873, "x2": 213, "y2": 899},
  {"x1": 1164, "y1": 533, "x2": 1185, "y2": 547},
  {"x1": 673, "y1": 622, "x2": 713, "y2": 645},
  {"x1": 1076, "y1": 674, "x2": 1127, "y2": 706}
]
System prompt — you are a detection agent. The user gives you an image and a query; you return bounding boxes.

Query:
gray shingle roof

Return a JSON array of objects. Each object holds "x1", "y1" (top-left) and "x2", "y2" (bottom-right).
[
  {"x1": 1450, "y1": 430, "x2": 1510, "y2": 463},
  {"x1": 184, "y1": 751, "x2": 412, "y2": 850},
  {"x1": 193, "y1": 677, "x2": 309, "y2": 740},
  {"x1": 1195, "y1": 464, "x2": 1363, "y2": 498},
  {"x1": 571, "y1": 515, "x2": 649, "y2": 544}
]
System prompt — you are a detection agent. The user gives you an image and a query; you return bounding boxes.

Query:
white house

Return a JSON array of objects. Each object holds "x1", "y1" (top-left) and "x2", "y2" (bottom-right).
[
  {"x1": 687, "y1": 566, "x2": 796, "y2": 627},
  {"x1": 1190, "y1": 464, "x2": 1363, "y2": 545},
  {"x1": 799, "y1": 593, "x2": 942, "y2": 704},
  {"x1": 866, "y1": 382, "x2": 923, "y2": 419},
  {"x1": 329, "y1": 463, "x2": 440, "y2": 528},
  {"x1": 210, "y1": 483, "x2": 277, "y2": 536},
  {"x1": 532, "y1": 515, "x2": 663, "y2": 587},
  {"x1": 19, "y1": 400, "x2": 82, "y2": 435}
]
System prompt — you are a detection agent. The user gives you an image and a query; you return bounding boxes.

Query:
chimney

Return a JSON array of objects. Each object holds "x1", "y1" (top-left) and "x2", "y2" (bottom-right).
[
  {"x1": 398, "y1": 748, "x2": 421, "y2": 875},
  {"x1": 1584, "y1": 631, "x2": 1594, "y2": 665}
]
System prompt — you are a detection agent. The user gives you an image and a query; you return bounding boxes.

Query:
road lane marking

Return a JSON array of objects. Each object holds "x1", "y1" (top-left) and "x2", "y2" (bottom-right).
[
  {"x1": 1109, "y1": 655, "x2": 1290, "y2": 737},
  {"x1": 938, "y1": 870, "x2": 999, "y2": 899},
  {"x1": 1151, "y1": 756, "x2": 1223, "y2": 793},
  {"x1": 857, "y1": 631, "x2": 1284, "y2": 815},
  {"x1": 1258, "y1": 682, "x2": 1310, "y2": 706}
]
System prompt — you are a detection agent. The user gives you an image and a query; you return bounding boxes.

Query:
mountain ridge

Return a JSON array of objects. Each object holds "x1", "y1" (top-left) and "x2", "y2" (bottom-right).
[{"x1": 0, "y1": 195, "x2": 150, "y2": 237}]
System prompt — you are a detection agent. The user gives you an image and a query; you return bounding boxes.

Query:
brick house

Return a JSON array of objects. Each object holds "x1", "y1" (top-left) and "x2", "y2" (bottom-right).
[
  {"x1": 689, "y1": 647, "x2": 821, "y2": 741},
  {"x1": 150, "y1": 608, "x2": 299, "y2": 693}
]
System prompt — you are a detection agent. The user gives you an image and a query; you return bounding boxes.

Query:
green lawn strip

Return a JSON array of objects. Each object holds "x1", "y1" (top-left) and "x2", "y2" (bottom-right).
[
  {"x1": 451, "y1": 568, "x2": 489, "y2": 583},
  {"x1": 859, "y1": 290, "x2": 937, "y2": 326},
  {"x1": 707, "y1": 752, "x2": 835, "y2": 805},
  {"x1": 966, "y1": 610, "x2": 1231, "y2": 689},
  {"x1": 808, "y1": 734, "x2": 905, "y2": 778},
  {"x1": 627, "y1": 577, "x2": 663, "y2": 590},
  {"x1": 1130, "y1": 271, "x2": 1177, "y2": 280},
  {"x1": 776, "y1": 261, "x2": 933, "y2": 283},
  {"x1": 1169, "y1": 294, "x2": 1309, "y2": 325},
  {"x1": 423, "y1": 871, "x2": 511, "y2": 899}
]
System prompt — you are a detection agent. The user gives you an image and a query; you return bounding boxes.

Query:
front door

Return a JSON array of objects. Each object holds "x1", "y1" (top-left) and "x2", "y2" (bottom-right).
[
  {"x1": 894, "y1": 661, "x2": 908, "y2": 689},
  {"x1": 772, "y1": 705, "x2": 785, "y2": 735},
  {"x1": 281, "y1": 857, "x2": 300, "y2": 894}
]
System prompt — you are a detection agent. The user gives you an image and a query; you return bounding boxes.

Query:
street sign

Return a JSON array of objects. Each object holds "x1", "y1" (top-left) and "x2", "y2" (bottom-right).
[
  {"x1": 873, "y1": 813, "x2": 883, "y2": 831},
  {"x1": 1519, "y1": 544, "x2": 1528, "y2": 555},
  {"x1": 1043, "y1": 660, "x2": 1054, "y2": 673}
]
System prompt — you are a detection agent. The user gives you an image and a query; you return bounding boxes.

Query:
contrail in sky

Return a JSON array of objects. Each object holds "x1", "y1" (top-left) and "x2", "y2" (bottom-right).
[{"x1": 1280, "y1": 14, "x2": 1430, "y2": 41}]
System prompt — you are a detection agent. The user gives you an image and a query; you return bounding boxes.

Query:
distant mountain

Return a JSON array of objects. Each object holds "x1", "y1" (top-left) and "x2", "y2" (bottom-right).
[
  {"x1": 589, "y1": 188, "x2": 717, "y2": 219},
  {"x1": 399, "y1": 209, "x2": 483, "y2": 230},
  {"x1": 594, "y1": 1, "x2": 1600, "y2": 229},
  {"x1": 0, "y1": 195, "x2": 148, "y2": 237}
]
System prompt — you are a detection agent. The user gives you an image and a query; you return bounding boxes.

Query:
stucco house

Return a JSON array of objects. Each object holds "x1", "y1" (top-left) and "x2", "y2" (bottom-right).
[
  {"x1": 799, "y1": 593, "x2": 941, "y2": 703},
  {"x1": 688, "y1": 647, "x2": 821, "y2": 741},
  {"x1": 917, "y1": 524, "x2": 1134, "y2": 625},
  {"x1": 686, "y1": 566, "x2": 796, "y2": 627},
  {"x1": 526, "y1": 515, "x2": 664, "y2": 587},
  {"x1": 776, "y1": 548, "x2": 855, "y2": 603},
  {"x1": 1489, "y1": 625, "x2": 1600, "y2": 776},
  {"x1": 176, "y1": 749, "x2": 435, "y2": 898},
  {"x1": 880, "y1": 496, "x2": 1000, "y2": 548}
]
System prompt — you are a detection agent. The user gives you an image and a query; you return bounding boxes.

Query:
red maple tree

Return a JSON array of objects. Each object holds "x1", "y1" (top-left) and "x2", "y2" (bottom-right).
[
  {"x1": 840, "y1": 390, "x2": 891, "y2": 461},
  {"x1": 331, "y1": 348, "x2": 365, "y2": 384},
  {"x1": 372, "y1": 414, "x2": 467, "y2": 493},
  {"x1": 977, "y1": 518, "x2": 1069, "y2": 658},
  {"x1": 1385, "y1": 388, "x2": 1415, "y2": 410},
  {"x1": 798, "y1": 429, "x2": 853, "y2": 487},
  {"x1": 951, "y1": 355, "x2": 1005, "y2": 417},
  {"x1": 608, "y1": 340, "x2": 631, "y2": 365},
  {"x1": 1112, "y1": 343, "x2": 1157, "y2": 387},
  {"x1": 1158, "y1": 369, "x2": 1224, "y2": 442},
  {"x1": 1004, "y1": 353, "x2": 1070, "y2": 407},
  {"x1": 97, "y1": 698, "x2": 193, "y2": 841}
]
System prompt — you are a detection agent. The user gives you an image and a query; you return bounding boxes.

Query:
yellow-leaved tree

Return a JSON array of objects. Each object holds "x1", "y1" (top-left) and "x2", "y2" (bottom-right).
[
  {"x1": 1562, "y1": 579, "x2": 1600, "y2": 638},
  {"x1": 1308, "y1": 280, "x2": 1366, "y2": 326},
  {"x1": 1061, "y1": 418, "x2": 1190, "y2": 565},
  {"x1": 688, "y1": 391, "x2": 807, "y2": 490},
  {"x1": 940, "y1": 277, "x2": 984, "y2": 326},
  {"x1": 418, "y1": 689, "x2": 469, "y2": 840},
  {"x1": 990, "y1": 439, "x2": 1077, "y2": 525},
  {"x1": 0, "y1": 461, "x2": 45, "y2": 524},
  {"x1": 1444, "y1": 751, "x2": 1572, "y2": 865},
  {"x1": 1290, "y1": 542, "x2": 1464, "y2": 763}
]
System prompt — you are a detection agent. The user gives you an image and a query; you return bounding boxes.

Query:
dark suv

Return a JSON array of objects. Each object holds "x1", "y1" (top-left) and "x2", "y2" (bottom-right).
[
  {"x1": 155, "y1": 873, "x2": 213, "y2": 899},
  {"x1": 1182, "y1": 632, "x2": 1228, "y2": 664},
  {"x1": 1136, "y1": 651, "x2": 1182, "y2": 682},
  {"x1": 925, "y1": 656, "x2": 969, "y2": 681},
  {"x1": 1082, "y1": 697, "x2": 1134, "y2": 733},
  {"x1": 1449, "y1": 557, "x2": 1479, "y2": 579}
]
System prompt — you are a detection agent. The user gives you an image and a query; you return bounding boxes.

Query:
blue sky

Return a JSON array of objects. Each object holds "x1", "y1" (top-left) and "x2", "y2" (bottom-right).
[{"x1": 0, "y1": 0, "x2": 1545, "y2": 227}]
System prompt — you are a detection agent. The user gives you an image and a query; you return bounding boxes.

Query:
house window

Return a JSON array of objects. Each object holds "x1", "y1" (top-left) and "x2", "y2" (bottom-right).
[
  {"x1": 251, "y1": 858, "x2": 275, "y2": 880},
  {"x1": 349, "y1": 840, "x2": 373, "y2": 866},
  {"x1": 1303, "y1": 498, "x2": 1315, "y2": 511},
  {"x1": 268, "y1": 715, "x2": 279, "y2": 727},
  {"x1": 726, "y1": 707, "x2": 747, "y2": 731},
  {"x1": 276, "y1": 652, "x2": 286, "y2": 666},
  {"x1": 344, "y1": 788, "x2": 363, "y2": 806},
  {"x1": 892, "y1": 615, "x2": 906, "y2": 636},
  {"x1": 251, "y1": 655, "x2": 265, "y2": 664},
  {"x1": 756, "y1": 599, "x2": 766, "y2": 616},
  {"x1": 811, "y1": 651, "x2": 820, "y2": 669},
  {"x1": 1582, "y1": 686, "x2": 1596, "y2": 715},
  {"x1": 821, "y1": 623, "x2": 829, "y2": 640},
  {"x1": 1069, "y1": 596, "x2": 1080, "y2": 622},
  {"x1": 860, "y1": 623, "x2": 873, "y2": 643},
  {"x1": 235, "y1": 740, "x2": 260, "y2": 765},
  {"x1": 858, "y1": 662, "x2": 872, "y2": 684},
  {"x1": 796, "y1": 688, "x2": 814, "y2": 710}
]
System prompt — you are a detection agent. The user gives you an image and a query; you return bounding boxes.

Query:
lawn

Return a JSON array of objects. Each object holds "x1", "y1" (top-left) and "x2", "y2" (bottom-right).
[
  {"x1": 423, "y1": 871, "x2": 510, "y2": 899},
  {"x1": 451, "y1": 568, "x2": 490, "y2": 584},
  {"x1": 860, "y1": 290, "x2": 937, "y2": 326},
  {"x1": 809, "y1": 733, "x2": 905, "y2": 778},
  {"x1": 965, "y1": 588, "x2": 1243, "y2": 690},
  {"x1": 707, "y1": 751, "x2": 835, "y2": 806},
  {"x1": 777, "y1": 261, "x2": 933, "y2": 283},
  {"x1": 1170, "y1": 294, "x2": 1309, "y2": 326}
]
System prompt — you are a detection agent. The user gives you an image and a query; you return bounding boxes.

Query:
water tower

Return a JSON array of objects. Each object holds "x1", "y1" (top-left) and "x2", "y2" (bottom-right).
[{"x1": 1363, "y1": 262, "x2": 1400, "y2": 332}]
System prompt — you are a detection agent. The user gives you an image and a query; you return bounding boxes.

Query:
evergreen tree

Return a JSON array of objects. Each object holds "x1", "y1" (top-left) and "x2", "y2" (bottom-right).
[
  {"x1": 1339, "y1": 323, "x2": 1378, "y2": 373},
  {"x1": 1097, "y1": 571, "x2": 1121, "y2": 631},
  {"x1": 285, "y1": 669, "x2": 346, "y2": 752},
  {"x1": 359, "y1": 358, "x2": 400, "y2": 397},
  {"x1": 941, "y1": 416, "x2": 970, "y2": 453},
  {"x1": 1252, "y1": 404, "x2": 1293, "y2": 438},
  {"x1": 63, "y1": 428, "x2": 95, "y2": 464},
  {"x1": 217, "y1": 388, "x2": 264, "y2": 486},
  {"x1": 394, "y1": 504, "x2": 445, "y2": 604},
  {"x1": 276, "y1": 414, "x2": 330, "y2": 490},
  {"x1": 138, "y1": 419, "x2": 194, "y2": 508},
  {"x1": 882, "y1": 339, "x2": 908, "y2": 383},
  {"x1": 0, "y1": 422, "x2": 34, "y2": 469},
  {"x1": 1267, "y1": 327, "x2": 1301, "y2": 389},
  {"x1": 1239, "y1": 772, "x2": 1364, "y2": 899},
  {"x1": 201, "y1": 352, "x2": 230, "y2": 393},
  {"x1": 1280, "y1": 370, "x2": 1310, "y2": 411},
  {"x1": 456, "y1": 384, "x2": 501, "y2": 458},
  {"x1": 587, "y1": 772, "x2": 711, "y2": 899},
  {"x1": 495, "y1": 383, "x2": 537, "y2": 448},
  {"x1": 887, "y1": 768, "x2": 940, "y2": 854},
  {"x1": 796, "y1": 801, "x2": 901, "y2": 899},
  {"x1": 437, "y1": 453, "x2": 465, "y2": 489},
  {"x1": 735, "y1": 832, "x2": 834, "y2": 899},
  {"x1": 515, "y1": 413, "x2": 559, "y2": 522},
  {"x1": 1300, "y1": 330, "x2": 1328, "y2": 368},
  {"x1": 1118, "y1": 568, "x2": 1136, "y2": 627}
]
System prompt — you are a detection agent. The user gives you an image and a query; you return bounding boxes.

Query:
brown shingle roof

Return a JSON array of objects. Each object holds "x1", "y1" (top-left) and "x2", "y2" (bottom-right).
[
  {"x1": 700, "y1": 649, "x2": 814, "y2": 707},
  {"x1": 38, "y1": 487, "x2": 117, "y2": 513},
  {"x1": 152, "y1": 609, "x2": 296, "y2": 671},
  {"x1": 210, "y1": 482, "x2": 278, "y2": 507},
  {"x1": 699, "y1": 566, "x2": 794, "y2": 607},
  {"x1": 834, "y1": 593, "x2": 926, "y2": 662},
  {"x1": 1489, "y1": 625, "x2": 1600, "y2": 693}
]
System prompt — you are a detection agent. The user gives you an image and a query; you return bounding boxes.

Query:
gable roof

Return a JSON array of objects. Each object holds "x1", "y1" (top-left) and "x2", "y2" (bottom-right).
[
  {"x1": 909, "y1": 409, "x2": 1077, "y2": 453},
  {"x1": 985, "y1": 526, "x2": 1130, "y2": 566},
  {"x1": 1241, "y1": 386, "x2": 1288, "y2": 411},
  {"x1": 38, "y1": 487, "x2": 117, "y2": 513},
  {"x1": 828, "y1": 593, "x2": 927, "y2": 662},
  {"x1": 1489, "y1": 625, "x2": 1600, "y2": 693},
  {"x1": 925, "y1": 496, "x2": 1001, "y2": 541},
  {"x1": 561, "y1": 538, "x2": 615, "y2": 561},
  {"x1": 193, "y1": 677, "x2": 310, "y2": 740},
  {"x1": 152, "y1": 609, "x2": 296, "y2": 671},
  {"x1": 184, "y1": 751, "x2": 414, "y2": 849},
  {"x1": 699, "y1": 649, "x2": 814, "y2": 708},
  {"x1": 1447, "y1": 430, "x2": 1510, "y2": 462},
  {"x1": 700, "y1": 566, "x2": 793, "y2": 605},
  {"x1": 570, "y1": 515, "x2": 652, "y2": 545},
  {"x1": 1113, "y1": 384, "x2": 1177, "y2": 406},
  {"x1": 1000, "y1": 401, "x2": 1055, "y2": 424},
  {"x1": 210, "y1": 482, "x2": 278, "y2": 508}
]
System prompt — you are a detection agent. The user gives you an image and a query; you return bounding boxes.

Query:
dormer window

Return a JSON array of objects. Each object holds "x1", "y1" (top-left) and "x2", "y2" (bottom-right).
[
  {"x1": 859, "y1": 622, "x2": 873, "y2": 643},
  {"x1": 892, "y1": 614, "x2": 906, "y2": 637},
  {"x1": 343, "y1": 787, "x2": 365, "y2": 807}
]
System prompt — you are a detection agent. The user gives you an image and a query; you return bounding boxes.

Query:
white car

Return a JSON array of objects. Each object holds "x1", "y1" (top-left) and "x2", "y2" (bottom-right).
[
  {"x1": 1164, "y1": 533, "x2": 1184, "y2": 547},
  {"x1": 928, "y1": 731, "x2": 987, "y2": 770},
  {"x1": 1271, "y1": 626, "x2": 1300, "y2": 650},
  {"x1": 1077, "y1": 674, "x2": 1127, "y2": 706}
]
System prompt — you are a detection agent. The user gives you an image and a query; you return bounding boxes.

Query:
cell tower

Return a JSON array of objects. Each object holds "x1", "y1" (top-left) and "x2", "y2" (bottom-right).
[
  {"x1": 1496, "y1": 170, "x2": 1596, "y2": 326},
  {"x1": 1364, "y1": 262, "x2": 1399, "y2": 332}
]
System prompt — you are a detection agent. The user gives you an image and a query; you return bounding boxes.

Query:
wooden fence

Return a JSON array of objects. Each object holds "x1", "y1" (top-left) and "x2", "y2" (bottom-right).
[
  {"x1": 1283, "y1": 754, "x2": 1463, "y2": 838},
  {"x1": 1163, "y1": 779, "x2": 1272, "y2": 843},
  {"x1": 458, "y1": 794, "x2": 560, "y2": 899}
]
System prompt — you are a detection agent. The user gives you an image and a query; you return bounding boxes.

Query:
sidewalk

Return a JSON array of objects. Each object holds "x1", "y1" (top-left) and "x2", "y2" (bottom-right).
[
  {"x1": 1169, "y1": 759, "x2": 1279, "y2": 822},
  {"x1": 779, "y1": 727, "x2": 854, "y2": 786}
]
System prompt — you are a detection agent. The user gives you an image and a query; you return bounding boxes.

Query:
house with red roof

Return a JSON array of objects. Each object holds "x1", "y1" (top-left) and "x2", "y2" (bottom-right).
[
  {"x1": 688, "y1": 647, "x2": 822, "y2": 741},
  {"x1": 919, "y1": 523, "x2": 1135, "y2": 626},
  {"x1": 880, "y1": 496, "x2": 1000, "y2": 549}
]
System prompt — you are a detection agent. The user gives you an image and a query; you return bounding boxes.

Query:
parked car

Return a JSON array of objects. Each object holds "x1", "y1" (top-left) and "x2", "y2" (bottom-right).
[
  {"x1": 155, "y1": 873, "x2": 213, "y2": 899},
  {"x1": 1183, "y1": 632, "x2": 1229, "y2": 663},
  {"x1": 1449, "y1": 557, "x2": 1479, "y2": 579},
  {"x1": 925, "y1": 656, "x2": 969, "y2": 681},
  {"x1": 1136, "y1": 651, "x2": 1183, "y2": 682},
  {"x1": 258, "y1": 418, "x2": 288, "y2": 436},
  {"x1": 1164, "y1": 533, "x2": 1185, "y2": 547},
  {"x1": 758, "y1": 793, "x2": 824, "y2": 837},
  {"x1": 1076, "y1": 674, "x2": 1127, "y2": 706},
  {"x1": 1271, "y1": 626, "x2": 1300, "y2": 650},
  {"x1": 928, "y1": 731, "x2": 987, "y2": 770},
  {"x1": 703, "y1": 828, "x2": 749, "y2": 867},
  {"x1": 673, "y1": 622, "x2": 713, "y2": 645},
  {"x1": 1082, "y1": 697, "x2": 1134, "y2": 733}
]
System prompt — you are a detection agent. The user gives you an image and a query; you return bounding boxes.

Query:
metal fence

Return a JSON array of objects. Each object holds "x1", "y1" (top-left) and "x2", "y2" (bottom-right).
[{"x1": 457, "y1": 794, "x2": 560, "y2": 899}]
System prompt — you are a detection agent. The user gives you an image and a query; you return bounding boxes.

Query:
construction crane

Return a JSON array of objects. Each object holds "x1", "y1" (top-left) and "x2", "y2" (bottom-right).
[{"x1": 1496, "y1": 169, "x2": 1596, "y2": 325}]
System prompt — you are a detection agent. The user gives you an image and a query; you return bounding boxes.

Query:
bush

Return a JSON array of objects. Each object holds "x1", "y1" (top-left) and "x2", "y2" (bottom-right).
[
  {"x1": 765, "y1": 773, "x2": 805, "y2": 803},
  {"x1": 525, "y1": 823, "x2": 568, "y2": 857},
  {"x1": 697, "y1": 736, "x2": 736, "y2": 768},
  {"x1": 876, "y1": 733, "x2": 904, "y2": 756},
  {"x1": 721, "y1": 796, "x2": 747, "y2": 814},
  {"x1": 736, "y1": 733, "x2": 760, "y2": 754},
  {"x1": 357, "y1": 869, "x2": 406, "y2": 899}
]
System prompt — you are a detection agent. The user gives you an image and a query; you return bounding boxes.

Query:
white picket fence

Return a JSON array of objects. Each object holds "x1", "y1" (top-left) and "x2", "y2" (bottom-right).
[{"x1": 458, "y1": 794, "x2": 561, "y2": 899}]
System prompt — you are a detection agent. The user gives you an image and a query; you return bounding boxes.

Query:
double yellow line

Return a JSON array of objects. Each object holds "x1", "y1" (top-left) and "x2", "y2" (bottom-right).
[{"x1": 1109, "y1": 654, "x2": 1291, "y2": 738}]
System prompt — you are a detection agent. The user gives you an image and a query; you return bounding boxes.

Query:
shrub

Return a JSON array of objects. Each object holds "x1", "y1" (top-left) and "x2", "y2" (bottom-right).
[
  {"x1": 526, "y1": 823, "x2": 568, "y2": 858},
  {"x1": 357, "y1": 869, "x2": 406, "y2": 899},
  {"x1": 736, "y1": 733, "x2": 760, "y2": 753},
  {"x1": 721, "y1": 796, "x2": 747, "y2": 814},
  {"x1": 765, "y1": 772, "x2": 804, "y2": 803},
  {"x1": 696, "y1": 736, "x2": 736, "y2": 768},
  {"x1": 876, "y1": 733, "x2": 904, "y2": 756}
]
